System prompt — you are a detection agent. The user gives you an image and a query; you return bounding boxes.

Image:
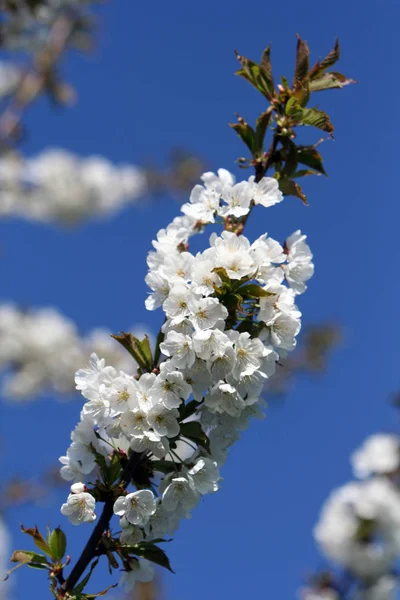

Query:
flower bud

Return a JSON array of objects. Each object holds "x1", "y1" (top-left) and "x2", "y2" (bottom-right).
[{"x1": 70, "y1": 482, "x2": 86, "y2": 494}]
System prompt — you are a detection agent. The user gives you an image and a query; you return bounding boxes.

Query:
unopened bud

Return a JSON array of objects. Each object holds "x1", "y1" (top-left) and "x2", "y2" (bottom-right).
[{"x1": 70, "y1": 482, "x2": 86, "y2": 494}]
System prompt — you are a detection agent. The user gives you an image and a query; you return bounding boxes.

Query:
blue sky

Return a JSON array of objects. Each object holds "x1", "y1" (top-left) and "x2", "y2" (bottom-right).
[{"x1": 1, "y1": 0, "x2": 399, "y2": 598}]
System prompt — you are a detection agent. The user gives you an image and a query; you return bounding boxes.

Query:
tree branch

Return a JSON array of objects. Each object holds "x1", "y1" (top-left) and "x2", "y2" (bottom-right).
[{"x1": 62, "y1": 451, "x2": 145, "y2": 593}]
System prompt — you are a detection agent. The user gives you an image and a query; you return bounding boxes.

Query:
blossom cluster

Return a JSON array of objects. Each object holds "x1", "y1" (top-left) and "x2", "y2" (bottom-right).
[
  {"x1": 0, "y1": 149, "x2": 147, "y2": 224},
  {"x1": 0, "y1": 304, "x2": 148, "y2": 400},
  {"x1": 59, "y1": 168, "x2": 314, "y2": 588},
  {"x1": 311, "y1": 433, "x2": 400, "y2": 600}
]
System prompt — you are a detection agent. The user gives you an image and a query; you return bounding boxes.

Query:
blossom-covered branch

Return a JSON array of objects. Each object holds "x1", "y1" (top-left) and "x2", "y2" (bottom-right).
[{"x1": 6, "y1": 36, "x2": 354, "y2": 600}]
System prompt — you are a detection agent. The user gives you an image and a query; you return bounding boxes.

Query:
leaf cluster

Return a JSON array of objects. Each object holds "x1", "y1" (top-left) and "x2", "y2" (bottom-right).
[{"x1": 231, "y1": 36, "x2": 355, "y2": 203}]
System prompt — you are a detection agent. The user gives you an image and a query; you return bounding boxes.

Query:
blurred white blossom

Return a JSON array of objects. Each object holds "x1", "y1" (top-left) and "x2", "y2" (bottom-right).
[
  {"x1": 314, "y1": 477, "x2": 400, "y2": 578},
  {"x1": 0, "y1": 149, "x2": 147, "y2": 224},
  {"x1": 313, "y1": 431, "x2": 400, "y2": 600},
  {"x1": 351, "y1": 434, "x2": 400, "y2": 479},
  {"x1": 0, "y1": 303, "x2": 150, "y2": 400}
]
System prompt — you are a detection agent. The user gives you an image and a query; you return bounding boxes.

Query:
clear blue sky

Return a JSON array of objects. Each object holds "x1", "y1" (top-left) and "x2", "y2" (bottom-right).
[{"x1": 1, "y1": 1, "x2": 399, "y2": 598}]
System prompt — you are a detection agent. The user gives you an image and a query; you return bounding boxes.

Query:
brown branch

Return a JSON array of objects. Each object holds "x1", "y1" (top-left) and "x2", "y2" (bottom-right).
[{"x1": 62, "y1": 451, "x2": 145, "y2": 594}]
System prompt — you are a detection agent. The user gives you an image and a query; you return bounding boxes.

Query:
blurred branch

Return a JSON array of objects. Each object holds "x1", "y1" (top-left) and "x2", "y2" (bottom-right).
[
  {"x1": 0, "y1": 1, "x2": 95, "y2": 153},
  {"x1": 144, "y1": 148, "x2": 208, "y2": 197},
  {"x1": 0, "y1": 15, "x2": 75, "y2": 151},
  {"x1": 265, "y1": 323, "x2": 341, "y2": 396}
]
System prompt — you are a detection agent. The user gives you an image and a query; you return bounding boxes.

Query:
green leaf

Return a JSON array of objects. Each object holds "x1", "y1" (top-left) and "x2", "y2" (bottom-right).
[
  {"x1": 180, "y1": 421, "x2": 210, "y2": 453},
  {"x1": 300, "y1": 107, "x2": 334, "y2": 135},
  {"x1": 238, "y1": 284, "x2": 275, "y2": 298},
  {"x1": 73, "y1": 558, "x2": 99, "y2": 594},
  {"x1": 309, "y1": 71, "x2": 356, "y2": 92},
  {"x1": 48, "y1": 528, "x2": 67, "y2": 561},
  {"x1": 297, "y1": 145, "x2": 327, "y2": 175},
  {"x1": 229, "y1": 120, "x2": 256, "y2": 154},
  {"x1": 279, "y1": 178, "x2": 308, "y2": 205},
  {"x1": 89, "y1": 443, "x2": 108, "y2": 479},
  {"x1": 260, "y1": 45, "x2": 274, "y2": 98},
  {"x1": 280, "y1": 75, "x2": 290, "y2": 90},
  {"x1": 281, "y1": 139, "x2": 298, "y2": 178},
  {"x1": 153, "y1": 327, "x2": 165, "y2": 367},
  {"x1": 151, "y1": 459, "x2": 178, "y2": 474},
  {"x1": 224, "y1": 293, "x2": 243, "y2": 316},
  {"x1": 292, "y1": 79, "x2": 310, "y2": 107},
  {"x1": 356, "y1": 518, "x2": 376, "y2": 542},
  {"x1": 20, "y1": 525, "x2": 52, "y2": 557},
  {"x1": 134, "y1": 335, "x2": 153, "y2": 368},
  {"x1": 293, "y1": 169, "x2": 321, "y2": 178},
  {"x1": 212, "y1": 267, "x2": 230, "y2": 286},
  {"x1": 126, "y1": 543, "x2": 175, "y2": 573},
  {"x1": 106, "y1": 452, "x2": 122, "y2": 486},
  {"x1": 286, "y1": 98, "x2": 334, "y2": 136},
  {"x1": 235, "y1": 52, "x2": 274, "y2": 100},
  {"x1": 235, "y1": 318, "x2": 255, "y2": 335},
  {"x1": 309, "y1": 38, "x2": 340, "y2": 79},
  {"x1": 285, "y1": 96, "x2": 303, "y2": 119},
  {"x1": 293, "y1": 34, "x2": 310, "y2": 84},
  {"x1": 11, "y1": 550, "x2": 50, "y2": 569},
  {"x1": 111, "y1": 332, "x2": 152, "y2": 372},
  {"x1": 85, "y1": 583, "x2": 118, "y2": 599},
  {"x1": 255, "y1": 108, "x2": 273, "y2": 155}
]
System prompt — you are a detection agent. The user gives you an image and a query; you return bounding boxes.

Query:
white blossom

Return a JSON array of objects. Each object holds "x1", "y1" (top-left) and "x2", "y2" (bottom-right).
[
  {"x1": 161, "y1": 475, "x2": 200, "y2": 517},
  {"x1": 189, "y1": 457, "x2": 220, "y2": 494},
  {"x1": 284, "y1": 230, "x2": 314, "y2": 294},
  {"x1": 188, "y1": 296, "x2": 228, "y2": 331},
  {"x1": 249, "y1": 175, "x2": 283, "y2": 207},
  {"x1": 160, "y1": 331, "x2": 195, "y2": 369},
  {"x1": 192, "y1": 328, "x2": 230, "y2": 361},
  {"x1": 119, "y1": 523, "x2": 144, "y2": 546},
  {"x1": 206, "y1": 382, "x2": 246, "y2": 417},
  {"x1": 130, "y1": 430, "x2": 169, "y2": 458},
  {"x1": 212, "y1": 231, "x2": 255, "y2": 280},
  {"x1": 113, "y1": 490, "x2": 156, "y2": 527},
  {"x1": 60, "y1": 492, "x2": 96, "y2": 525},
  {"x1": 191, "y1": 254, "x2": 222, "y2": 296},
  {"x1": 219, "y1": 181, "x2": 253, "y2": 218},
  {"x1": 232, "y1": 332, "x2": 269, "y2": 378},
  {"x1": 181, "y1": 186, "x2": 221, "y2": 223},
  {"x1": 147, "y1": 405, "x2": 180, "y2": 438}
]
